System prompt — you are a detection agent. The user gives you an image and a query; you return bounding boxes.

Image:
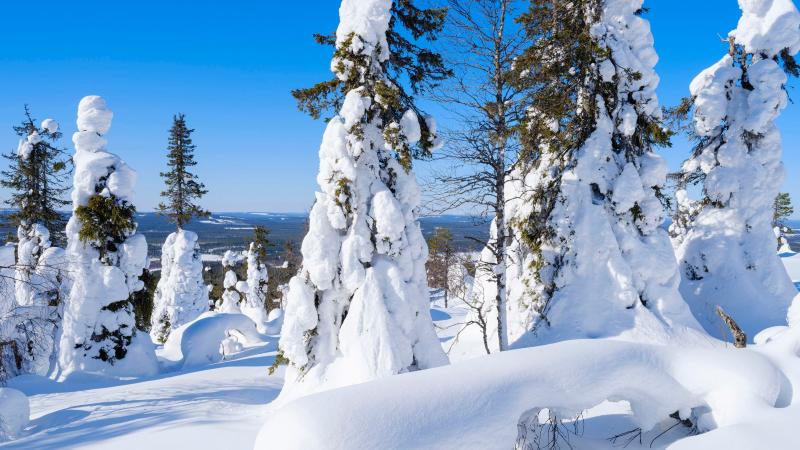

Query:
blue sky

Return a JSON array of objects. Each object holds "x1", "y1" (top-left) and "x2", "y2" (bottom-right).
[{"x1": 0, "y1": 1, "x2": 798, "y2": 215}]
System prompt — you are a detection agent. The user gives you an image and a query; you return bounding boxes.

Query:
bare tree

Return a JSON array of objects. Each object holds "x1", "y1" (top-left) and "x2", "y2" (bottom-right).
[{"x1": 427, "y1": 0, "x2": 527, "y2": 351}]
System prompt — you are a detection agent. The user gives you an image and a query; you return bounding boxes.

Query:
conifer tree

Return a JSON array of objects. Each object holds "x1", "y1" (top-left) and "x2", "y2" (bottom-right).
[
  {"x1": 157, "y1": 114, "x2": 209, "y2": 228},
  {"x1": 673, "y1": 0, "x2": 800, "y2": 338},
  {"x1": 1, "y1": 108, "x2": 70, "y2": 375},
  {"x1": 150, "y1": 114, "x2": 211, "y2": 342},
  {"x1": 58, "y1": 96, "x2": 156, "y2": 378},
  {"x1": 274, "y1": 0, "x2": 448, "y2": 401},
  {"x1": 426, "y1": 227, "x2": 454, "y2": 308},
  {"x1": 1, "y1": 107, "x2": 70, "y2": 243},
  {"x1": 242, "y1": 226, "x2": 270, "y2": 329},
  {"x1": 511, "y1": 0, "x2": 701, "y2": 345}
]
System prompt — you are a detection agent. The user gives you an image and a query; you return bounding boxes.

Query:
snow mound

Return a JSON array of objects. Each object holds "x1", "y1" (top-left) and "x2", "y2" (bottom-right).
[
  {"x1": 256, "y1": 333, "x2": 799, "y2": 450},
  {"x1": 161, "y1": 312, "x2": 265, "y2": 368},
  {"x1": 40, "y1": 118, "x2": 58, "y2": 134},
  {"x1": 0, "y1": 388, "x2": 29, "y2": 441}
]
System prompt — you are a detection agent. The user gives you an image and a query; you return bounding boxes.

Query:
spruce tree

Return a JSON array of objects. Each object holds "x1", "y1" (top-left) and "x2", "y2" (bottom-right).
[
  {"x1": 150, "y1": 114, "x2": 211, "y2": 342},
  {"x1": 426, "y1": 227, "x2": 454, "y2": 308},
  {"x1": 673, "y1": 0, "x2": 800, "y2": 338},
  {"x1": 242, "y1": 226, "x2": 270, "y2": 329},
  {"x1": 58, "y1": 96, "x2": 156, "y2": 378},
  {"x1": 274, "y1": 0, "x2": 448, "y2": 401},
  {"x1": 157, "y1": 114, "x2": 209, "y2": 229},
  {"x1": 1, "y1": 106, "x2": 70, "y2": 243},
  {"x1": 510, "y1": 0, "x2": 701, "y2": 344}
]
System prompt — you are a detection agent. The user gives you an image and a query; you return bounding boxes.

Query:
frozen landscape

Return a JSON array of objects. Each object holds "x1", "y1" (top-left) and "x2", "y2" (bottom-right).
[{"x1": 3, "y1": 0, "x2": 800, "y2": 449}]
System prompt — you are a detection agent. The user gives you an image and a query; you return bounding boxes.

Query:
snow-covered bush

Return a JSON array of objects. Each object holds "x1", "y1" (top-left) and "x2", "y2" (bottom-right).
[
  {"x1": 673, "y1": 0, "x2": 800, "y2": 340},
  {"x1": 275, "y1": 0, "x2": 447, "y2": 400},
  {"x1": 0, "y1": 388, "x2": 29, "y2": 441},
  {"x1": 57, "y1": 96, "x2": 157, "y2": 379},
  {"x1": 216, "y1": 250, "x2": 245, "y2": 313},
  {"x1": 160, "y1": 312, "x2": 263, "y2": 368},
  {"x1": 242, "y1": 230, "x2": 270, "y2": 330},
  {"x1": 151, "y1": 230, "x2": 209, "y2": 343},
  {"x1": 510, "y1": 0, "x2": 702, "y2": 345}
]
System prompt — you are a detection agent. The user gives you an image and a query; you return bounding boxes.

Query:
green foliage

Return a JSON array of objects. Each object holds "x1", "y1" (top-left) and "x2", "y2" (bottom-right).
[
  {"x1": 157, "y1": 114, "x2": 210, "y2": 229},
  {"x1": 268, "y1": 349, "x2": 289, "y2": 376},
  {"x1": 1, "y1": 106, "x2": 70, "y2": 244},
  {"x1": 75, "y1": 194, "x2": 137, "y2": 259},
  {"x1": 132, "y1": 269, "x2": 159, "y2": 332},
  {"x1": 774, "y1": 192, "x2": 794, "y2": 226},
  {"x1": 291, "y1": 0, "x2": 450, "y2": 159},
  {"x1": 426, "y1": 227, "x2": 455, "y2": 306}
]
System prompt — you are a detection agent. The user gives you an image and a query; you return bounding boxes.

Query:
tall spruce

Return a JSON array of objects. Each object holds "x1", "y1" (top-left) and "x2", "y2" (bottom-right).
[
  {"x1": 510, "y1": 0, "x2": 701, "y2": 345},
  {"x1": 274, "y1": 0, "x2": 449, "y2": 401},
  {"x1": 671, "y1": 0, "x2": 800, "y2": 338},
  {"x1": 157, "y1": 114, "x2": 209, "y2": 229},
  {"x1": 1, "y1": 106, "x2": 70, "y2": 243}
]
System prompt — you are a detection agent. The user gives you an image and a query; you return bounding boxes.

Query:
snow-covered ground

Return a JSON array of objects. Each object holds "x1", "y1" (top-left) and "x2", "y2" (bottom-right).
[{"x1": 4, "y1": 255, "x2": 800, "y2": 449}]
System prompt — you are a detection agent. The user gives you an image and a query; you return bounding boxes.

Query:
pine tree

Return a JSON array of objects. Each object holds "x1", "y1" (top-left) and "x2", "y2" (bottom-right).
[
  {"x1": 151, "y1": 114, "x2": 211, "y2": 342},
  {"x1": 58, "y1": 96, "x2": 156, "y2": 378},
  {"x1": 510, "y1": 0, "x2": 701, "y2": 345},
  {"x1": 774, "y1": 193, "x2": 793, "y2": 228},
  {"x1": 673, "y1": 0, "x2": 800, "y2": 338},
  {"x1": 426, "y1": 227, "x2": 454, "y2": 308},
  {"x1": 273, "y1": 0, "x2": 448, "y2": 400},
  {"x1": 157, "y1": 114, "x2": 209, "y2": 229}
]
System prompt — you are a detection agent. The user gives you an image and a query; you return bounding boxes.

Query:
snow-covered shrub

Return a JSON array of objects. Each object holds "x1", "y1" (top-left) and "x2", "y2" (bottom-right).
[
  {"x1": 0, "y1": 388, "x2": 29, "y2": 441},
  {"x1": 242, "y1": 235, "x2": 270, "y2": 330},
  {"x1": 160, "y1": 312, "x2": 263, "y2": 368},
  {"x1": 151, "y1": 230, "x2": 209, "y2": 343},
  {"x1": 510, "y1": 0, "x2": 702, "y2": 345},
  {"x1": 673, "y1": 0, "x2": 800, "y2": 340},
  {"x1": 57, "y1": 96, "x2": 157, "y2": 379},
  {"x1": 217, "y1": 250, "x2": 246, "y2": 313},
  {"x1": 275, "y1": 0, "x2": 447, "y2": 400}
]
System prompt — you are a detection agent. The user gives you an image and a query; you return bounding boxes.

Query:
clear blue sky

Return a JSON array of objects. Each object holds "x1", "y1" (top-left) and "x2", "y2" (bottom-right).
[{"x1": 0, "y1": 1, "x2": 798, "y2": 215}]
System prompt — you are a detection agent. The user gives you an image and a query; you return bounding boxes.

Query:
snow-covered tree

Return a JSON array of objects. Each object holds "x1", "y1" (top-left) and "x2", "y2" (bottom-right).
[
  {"x1": 57, "y1": 96, "x2": 156, "y2": 378},
  {"x1": 217, "y1": 250, "x2": 245, "y2": 313},
  {"x1": 242, "y1": 226, "x2": 270, "y2": 329},
  {"x1": 773, "y1": 192, "x2": 794, "y2": 253},
  {"x1": 274, "y1": 0, "x2": 449, "y2": 399},
  {"x1": 510, "y1": 0, "x2": 701, "y2": 345},
  {"x1": 150, "y1": 230, "x2": 209, "y2": 343},
  {"x1": 672, "y1": 0, "x2": 800, "y2": 340},
  {"x1": 0, "y1": 110, "x2": 70, "y2": 375},
  {"x1": 151, "y1": 114, "x2": 210, "y2": 342}
]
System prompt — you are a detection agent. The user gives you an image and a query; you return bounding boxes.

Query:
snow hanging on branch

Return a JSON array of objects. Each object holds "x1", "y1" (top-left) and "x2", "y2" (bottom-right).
[
  {"x1": 673, "y1": 0, "x2": 800, "y2": 340},
  {"x1": 275, "y1": 0, "x2": 447, "y2": 401},
  {"x1": 57, "y1": 96, "x2": 156, "y2": 379},
  {"x1": 151, "y1": 230, "x2": 209, "y2": 343},
  {"x1": 512, "y1": 0, "x2": 702, "y2": 347}
]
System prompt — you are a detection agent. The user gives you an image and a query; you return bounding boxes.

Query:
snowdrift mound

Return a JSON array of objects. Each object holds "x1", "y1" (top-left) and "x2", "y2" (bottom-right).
[
  {"x1": 161, "y1": 312, "x2": 266, "y2": 368},
  {"x1": 256, "y1": 333, "x2": 800, "y2": 450},
  {"x1": 0, "y1": 388, "x2": 29, "y2": 441}
]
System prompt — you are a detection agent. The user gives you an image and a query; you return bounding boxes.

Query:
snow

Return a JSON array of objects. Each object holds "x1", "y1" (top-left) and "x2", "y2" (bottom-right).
[
  {"x1": 40, "y1": 118, "x2": 58, "y2": 134},
  {"x1": 733, "y1": 0, "x2": 800, "y2": 54},
  {"x1": 151, "y1": 230, "x2": 209, "y2": 342},
  {"x1": 242, "y1": 242, "x2": 269, "y2": 331},
  {"x1": 256, "y1": 333, "x2": 798, "y2": 450},
  {"x1": 0, "y1": 388, "x2": 29, "y2": 441}
]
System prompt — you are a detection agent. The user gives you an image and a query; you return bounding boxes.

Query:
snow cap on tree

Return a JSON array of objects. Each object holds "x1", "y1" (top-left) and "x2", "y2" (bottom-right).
[
  {"x1": 275, "y1": 0, "x2": 447, "y2": 401},
  {"x1": 57, "y1": 96, "x2": 157, "y2": 379}
]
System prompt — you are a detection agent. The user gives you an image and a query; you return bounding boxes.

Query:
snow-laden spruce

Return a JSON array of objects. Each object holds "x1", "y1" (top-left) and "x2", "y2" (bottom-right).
[
  {"x1": 57, "y1": 96, "x2": 157, "y2": 378},
  {"x1": 151, "y1": 230, "x2": 209, "y2": 343},
  {"x1": 242, "y1": 241, "x2": 269, "y2": 330},
  {"x1": 217, "y1": 250, "x2": 245, "y2": 313},
  {"x1": 511, "y1": 0, "x2": 702, "y2": 346},
  {"x1": 672, "y1": 0, "x2": 800, "y2": 340},
  {"x1": 276, "y1": 0, "x2": 447, "y2": 400}
]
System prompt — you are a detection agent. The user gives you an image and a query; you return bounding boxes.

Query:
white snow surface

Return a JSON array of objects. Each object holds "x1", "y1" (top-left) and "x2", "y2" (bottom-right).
[{"x1": 0, "y1": 388, "x2": 29, "y2": 442}]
